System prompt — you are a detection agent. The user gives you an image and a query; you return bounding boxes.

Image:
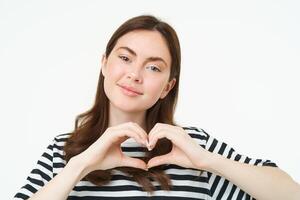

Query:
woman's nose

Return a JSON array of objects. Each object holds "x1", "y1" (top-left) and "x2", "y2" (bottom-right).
[{"x1": 126, "y1": 66, "x2": 142, "y2": 83}]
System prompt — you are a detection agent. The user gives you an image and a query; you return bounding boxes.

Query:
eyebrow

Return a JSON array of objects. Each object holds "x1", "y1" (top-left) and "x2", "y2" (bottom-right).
[{"x1": 116, "y1": 46, "x2": 168, "y2": 67}]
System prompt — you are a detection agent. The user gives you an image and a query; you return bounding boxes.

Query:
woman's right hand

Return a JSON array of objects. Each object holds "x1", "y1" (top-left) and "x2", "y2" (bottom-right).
[{"x1": 74, "y1": 122, "x2": 149, "y2": 175}]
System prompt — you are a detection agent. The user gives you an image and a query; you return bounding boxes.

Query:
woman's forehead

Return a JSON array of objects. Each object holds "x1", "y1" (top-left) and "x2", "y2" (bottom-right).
[{"x1": 113, "y1": 30, "x2": 171, "y2": 65}]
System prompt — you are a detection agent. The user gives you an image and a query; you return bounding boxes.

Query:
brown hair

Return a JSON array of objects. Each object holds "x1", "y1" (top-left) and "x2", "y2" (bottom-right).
[{"x1": 64, "y1": 15, "x2": 181, "y2": 192}]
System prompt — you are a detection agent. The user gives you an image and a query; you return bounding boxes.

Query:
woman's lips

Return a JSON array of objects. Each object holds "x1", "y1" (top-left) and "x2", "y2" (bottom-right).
[{"x1": 118, "y1": 85, "x2": 143, "y2": 96}]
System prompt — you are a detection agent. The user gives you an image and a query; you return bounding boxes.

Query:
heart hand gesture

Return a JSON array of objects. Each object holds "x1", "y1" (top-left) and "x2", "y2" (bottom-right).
[
  {"x1": 75, "y1": 122, "x2": 212, "y2": 176},
  {"x1": 76, "y1": 122, "x2": 149, "y2": 175},
  {"x1": 146, "y1": 123, "x2": 211, "y2": 170}
]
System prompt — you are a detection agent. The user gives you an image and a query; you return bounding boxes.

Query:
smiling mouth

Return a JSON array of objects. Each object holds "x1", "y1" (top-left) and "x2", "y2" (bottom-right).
[{"x1": 118, "y1": 85, "x2": 143, "y2": 96}]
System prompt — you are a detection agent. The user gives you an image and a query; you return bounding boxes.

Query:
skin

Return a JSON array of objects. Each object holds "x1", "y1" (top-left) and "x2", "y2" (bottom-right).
[
  {"x1": 101, "y1": 30, "x2": 176, "y2": 131},
  {"x1": 28, "y1": 30, "x2": 300, "y2": 200}
]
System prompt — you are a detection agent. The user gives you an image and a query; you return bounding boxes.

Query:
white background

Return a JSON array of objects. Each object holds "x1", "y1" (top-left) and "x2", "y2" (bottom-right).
[{"x1": 1, "y1": 0, "x2": 299, "y2": 198}]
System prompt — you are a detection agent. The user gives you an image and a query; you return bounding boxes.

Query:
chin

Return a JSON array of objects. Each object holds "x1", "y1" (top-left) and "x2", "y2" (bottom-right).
[{"x1": 112, "y1": 101, "x2": 145, "y2": 113}]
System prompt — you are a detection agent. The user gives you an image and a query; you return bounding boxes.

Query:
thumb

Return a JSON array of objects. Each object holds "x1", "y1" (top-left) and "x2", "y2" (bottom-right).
[
  {"x1": 120, "y1": 156, "x2": 148, "y2": 170},
  {"x1": 147, "y1": 153, "x2": 172, "y2": 169}
]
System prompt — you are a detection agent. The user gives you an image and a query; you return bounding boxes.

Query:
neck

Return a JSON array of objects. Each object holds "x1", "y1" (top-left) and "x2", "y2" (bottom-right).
[{"x1": 108, "y1": 102, "x2": 147, "y2": 131}]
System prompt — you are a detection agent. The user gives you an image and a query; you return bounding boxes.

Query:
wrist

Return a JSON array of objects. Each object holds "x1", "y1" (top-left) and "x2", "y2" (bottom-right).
[
  {"x1": 200, "y1": 152, "x2": 224, "y2": 175},
  {"x1": 68, "y1": 155, "x2": 91, "y2": 181}
]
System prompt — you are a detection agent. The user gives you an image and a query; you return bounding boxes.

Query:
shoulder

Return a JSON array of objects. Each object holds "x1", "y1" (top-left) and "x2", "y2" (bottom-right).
[
  {"x1": 50, "y1": 133, "x2": 72, "y2": 151},
  {"x1": 180, "y1": 126, "x2": 229, "y2": 153},
  {"x1": 181, "y1": 126, "x2": 211, "y2": 148},
  {"x1": 53, "y1": 133, "x2": 72, "y2": 143},
  {"x1": 181, "y1": 126, "x2": 209, "y2": 138}
]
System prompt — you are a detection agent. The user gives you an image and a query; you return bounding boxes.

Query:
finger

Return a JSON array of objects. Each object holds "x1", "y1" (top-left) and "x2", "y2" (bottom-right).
[
  {"x1": 147, "y1": 124, "x2": 164, "y2": 150},
  {"x1": 148, "y1": 128, "x2": 174, "y2": 150},
  {"x1": 148, "y1": 127, "x2": 187, "y2": 151},
  {"x1": 120, "y1": 156, "x2": 148, "y2": 170},
  {"x1": 148, "y1": 123, "x2": 176, "y2": 149},
  {"x1": 116, "y1": 122, "x2": 147, "y2": 146},
  {"x1": 148, "y1": 123, "x2": 173, "y2": 139},
  {"x1": 147, "y1": 153, "x2": 172, "y2": 168},
  {"x1": 127, "y1": 122, "x2": 148, "y2": 146},
  {"x1": 147, "y1": 123, "x2": 161, "y2": 142},
  {"x1": 117, "y1": 123, "x2": 143, "y2": 139},
  {"x1": 113, "y1": 129, "x2": 145, "y2": 146}
]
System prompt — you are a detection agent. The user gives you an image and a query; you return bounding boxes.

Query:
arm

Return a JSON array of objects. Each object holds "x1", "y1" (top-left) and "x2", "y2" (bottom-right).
[
  {"x1": 146, "y1": 125, "x2": 300, "y2": 200},
  {"x1": 28, "y1": 157, "x2": 87, "y2": 200},
  {"x1": 206, "y1": 152, "x2": 300, "y2": 200},
  {"x1": 25, "y1": 123, "x2": 148, "y2": 199}
]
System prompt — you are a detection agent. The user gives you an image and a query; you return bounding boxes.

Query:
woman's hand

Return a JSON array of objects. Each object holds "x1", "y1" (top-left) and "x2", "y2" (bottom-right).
[
  {"x1": 74, "y1": 122, "x2": 149, "y2": 175},
  {"x1": 146, "y1": 123, "x2": 212, "y2": 170}
]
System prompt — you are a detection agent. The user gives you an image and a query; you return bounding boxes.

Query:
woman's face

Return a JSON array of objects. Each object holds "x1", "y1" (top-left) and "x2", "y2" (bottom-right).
[{"x1": 101, "y1": 30, "x2": 176, "y2": 113}]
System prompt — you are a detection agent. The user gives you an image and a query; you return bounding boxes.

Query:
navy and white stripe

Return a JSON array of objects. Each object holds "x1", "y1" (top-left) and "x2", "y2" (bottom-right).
[{"x1": 14, "y1": 127, "x2": 277, "y2": 200}]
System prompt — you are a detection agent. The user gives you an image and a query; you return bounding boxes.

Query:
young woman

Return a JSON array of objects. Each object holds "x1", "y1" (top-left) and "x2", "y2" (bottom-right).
[{"x1": 14, "y1": 15, "x2": 300, "y2": 200}]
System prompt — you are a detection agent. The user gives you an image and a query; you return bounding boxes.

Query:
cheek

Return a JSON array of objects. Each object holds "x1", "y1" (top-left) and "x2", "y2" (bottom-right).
[
  {"x1": 106, "y1": 62, "x2": 126, "y2": 81},
  {"x1": 144, "y1": 79, "x2": 167, "y2": 97}
]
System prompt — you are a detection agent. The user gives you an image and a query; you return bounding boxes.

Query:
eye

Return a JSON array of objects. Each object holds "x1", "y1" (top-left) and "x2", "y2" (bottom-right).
[
  {"x1": 146, "y1": 65, "x2": 161, "y2": 72},
  {"x1": 119, "y1": 55, "x2": 130, "y2": 62}
]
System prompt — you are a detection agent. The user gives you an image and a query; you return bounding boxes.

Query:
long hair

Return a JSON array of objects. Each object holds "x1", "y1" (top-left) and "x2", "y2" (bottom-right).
[{"x1": 64, "y1": 15, "x2": 181, "y2": 192}]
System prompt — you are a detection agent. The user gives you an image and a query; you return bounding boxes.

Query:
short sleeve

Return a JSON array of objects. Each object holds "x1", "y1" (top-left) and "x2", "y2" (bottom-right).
[
  {"x1": 201, "y1": 128, "x2": 278, "y2": 200},
  {"x1": 13, "y1": 139, "x2": 55, "y2": 199}
]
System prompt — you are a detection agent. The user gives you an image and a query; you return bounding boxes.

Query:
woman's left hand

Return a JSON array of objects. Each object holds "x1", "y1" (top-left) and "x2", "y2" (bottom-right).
[{"x1": 147, "y1": 123, "x2": 212, "y2": 170}]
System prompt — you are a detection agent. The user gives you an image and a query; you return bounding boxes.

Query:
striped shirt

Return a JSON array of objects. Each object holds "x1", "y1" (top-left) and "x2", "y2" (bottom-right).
[{"x1": 14, "y1": 126, "x2": 277, "y2": 200}]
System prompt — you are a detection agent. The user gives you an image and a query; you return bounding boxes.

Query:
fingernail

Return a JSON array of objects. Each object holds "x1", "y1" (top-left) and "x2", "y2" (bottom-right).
[
  {"x1": 143, "y1": 141, "x2": 148, "y2": 146},
  {"x1": 147, "y1": 144, "x2": 152, "y2": 151}
]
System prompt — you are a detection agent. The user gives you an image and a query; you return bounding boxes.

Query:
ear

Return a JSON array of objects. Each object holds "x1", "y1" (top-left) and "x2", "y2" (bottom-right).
[
  {"x1": 160, "y1": 78, "x2": 176, "y2": 99},
  {"x1": 101, "y1": 54, "x2": 107, "y2": 77}
]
